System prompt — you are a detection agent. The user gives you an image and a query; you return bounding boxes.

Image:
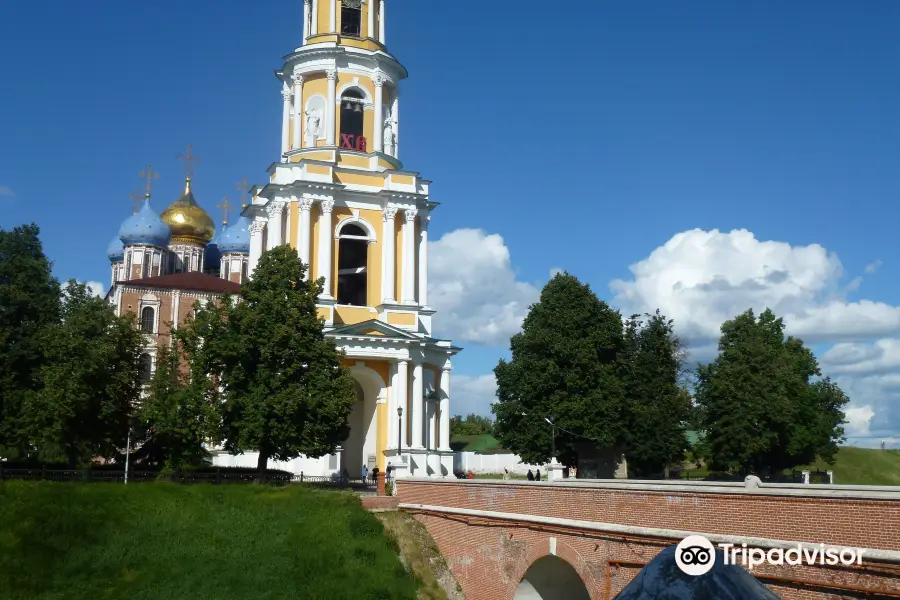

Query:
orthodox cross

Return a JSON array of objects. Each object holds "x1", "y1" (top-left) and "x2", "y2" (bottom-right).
[
  {"x1": 217, "y1": 196, "x2": 232, "y2": 226},
  {"x1": 177, "y1": 145, "x2": 200, "y2": 178},
  {"x1": 129, "y1": 187, "x2": 143, "y2": 213},
  {"x1": 236, "y1": 177, "x2": 250, "y2": 208},
  {"x1": 138, "y1": 165, "x2": 159, "y2": 198}
]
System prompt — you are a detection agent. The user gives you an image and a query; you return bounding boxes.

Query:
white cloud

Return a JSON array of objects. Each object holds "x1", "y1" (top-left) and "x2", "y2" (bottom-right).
[
  {"x1": 865, "y1": 260, "x2": 883, "y2": 274},
  {"x1": 429, "y1": 228, "x2": 539, "y2": 346},
  {"x1": 450, "y1": 373, "x2": 498, "y2": 418},
  {"x1": 0, "y1": 185, "x2": 14, "y2": 199},
  {"x1": 610, "y1": 229, "x2": 900, "y2": 345},
  {"x1": 843, "y1": 405, "x2": 876, "y2": 437},
  {"x1": 82, "y1": 280, "x2": 106, "y2": 298},
  {"x1": 549, "y1": 267, "x2": 564, "y2": 278}
]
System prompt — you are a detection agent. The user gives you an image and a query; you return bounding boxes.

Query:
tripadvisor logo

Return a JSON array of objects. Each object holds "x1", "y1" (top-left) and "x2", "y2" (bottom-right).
[{"x1": 675, "y1": 535, "x2": 867, "y2": 575}]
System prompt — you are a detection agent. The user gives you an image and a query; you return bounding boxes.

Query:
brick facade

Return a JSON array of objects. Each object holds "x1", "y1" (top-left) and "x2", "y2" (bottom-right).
[{"x1": 398, "y1": 479, "x2": 900, "y2": 600}]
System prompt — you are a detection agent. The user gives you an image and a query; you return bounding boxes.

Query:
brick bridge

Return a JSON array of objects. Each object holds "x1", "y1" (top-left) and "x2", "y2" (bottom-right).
[{"x1": 395, "y1": 478, "x2": 900, "y2": 600}]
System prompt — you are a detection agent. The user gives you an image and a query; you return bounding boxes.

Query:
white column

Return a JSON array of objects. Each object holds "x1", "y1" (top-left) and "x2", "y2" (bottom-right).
[
  {"x1": 311, "y1": 0, "x2": 319, "y2": 34},
  {"x1": 367, "y1": 0, "x2": 375, "y2": 39},
  {"x1": 303, "y1": 0, "x2": 311, "y2": 42},
  {"x1": 427, "y1": 401, "x2": 436, "y2": 450},
  {"x1": 378, "y1": 0, "x2": 386, "y2": 43},
  {"x1": 248, "y1": 221, "x2": 266, "y2": 277},
  {"x1": 417, "y1": 211, "x2": 429, "y2": 307},
  {"x1": 397, "y1": 359, "x2": 409, "y2": 447},
  {"x1": 317, "y1": 199, "x2": 334, "y2": 299},
  {"x1": 439, "y1": 366, "x2": 451, "y2": 451},
  {"x1": 291, "y1": 73, "x2": 303, "y2": 151},
  {"x1": 388, "y1": 361, "x2": 398, "y2": 451},
  {"x1": 266, "y1": 202, "x2": 284, "y2": 249},
  {"x1": 326, "y1": 68, "x2": 337, "y2": 146},
  {"x1": 373, "y1": 74, "x2": 384, "y2": 153},
  {"x1": 411, "y1": 359, "x2": 424, "y2": 449},
  {"x1": 329, "y1": 0, "x2": 336, "y2": 32},
  {"x1": 281, "y1": 88, "x2": 292, "y2": 159},
  {"x1": 401, "y1": 208, "x2": 417, "y2": 304},
  {"x1": 381, "y1": 206, "x2": 397, "y2": 303},
  {"x1": 297, "y1": 198, "x2": 313, "y2": 275},
  {"x1": 391, "y1": 93, "x2": 399, "y2": 158}
]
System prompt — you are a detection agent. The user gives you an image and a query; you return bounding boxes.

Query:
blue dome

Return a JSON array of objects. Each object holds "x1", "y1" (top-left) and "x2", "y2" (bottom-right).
[
  {"x1": 106, "y1": 236, "x2": 124, "y2": 262},
  {"x1": 204, "y1": 223, "x2": 228, "y2": 270},
  {"x1": 218, "y1": 215, "x2": 250, "y2": 254},
  {"x1": 118, "y1": 198, "x2": 170, "y2": 247}
]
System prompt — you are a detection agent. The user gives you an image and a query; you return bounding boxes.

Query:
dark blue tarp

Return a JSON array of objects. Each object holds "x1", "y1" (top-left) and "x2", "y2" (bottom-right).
[{"x1": 614, "y1": 546, "x2": 781, "y2": 599}]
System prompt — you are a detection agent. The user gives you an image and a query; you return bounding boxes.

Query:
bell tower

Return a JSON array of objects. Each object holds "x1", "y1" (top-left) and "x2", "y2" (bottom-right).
[
  {"x1": 276, "y1": 0, "x2": 403, "y2": 170},
  {"x1": 242, "y1": 0, "x2": 460, "y2": 480}
]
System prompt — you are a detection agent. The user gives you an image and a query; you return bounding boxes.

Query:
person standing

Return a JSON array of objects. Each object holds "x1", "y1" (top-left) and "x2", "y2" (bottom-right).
[
  {"x1": 527, "y1": 469, "x2": 534, "y2": 481},
  {"x1": 361, "y1": 464, "x2": 368, "y2": 483},
  {"x1": 535, "y1": 469, "x2": 542, "y2": 481},
  {"x1": 386, "y1": 462, "x2": 393, "y2": 482}
]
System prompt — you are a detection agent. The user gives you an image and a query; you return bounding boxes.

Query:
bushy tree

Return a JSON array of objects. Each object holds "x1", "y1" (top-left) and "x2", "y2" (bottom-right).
[
  {"x1": 694, "y1": 308, "x2": 848, "y2": 474},
  {"x1": 492, "y1": 273, "x2": 624, "y2": 466},
  {"x1": 619, "y1": 311, "x2": 691, "y2": 477},
  {"x1": 449, "y1": 414, "x2": 494, "y2": 437},
  {"x1": 0, "y1": 224, "x2": 61, "y2": 455},
  {"x1": 139, "y1": 339, "x2": 218, "y2": 471},
  {"x1": 24, "y1": 281, "x2": 143, "y2": 466},
  {"x1": 187, "y1": 246, "x2": 358, "y2": 480}
]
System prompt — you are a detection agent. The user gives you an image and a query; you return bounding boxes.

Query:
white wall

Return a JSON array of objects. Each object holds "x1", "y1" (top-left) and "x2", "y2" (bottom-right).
[
  {"x1": 211, "y1": 450, "x2": 339, "y2": 477},
  {"x1": 454, "y1": 451, "x2": 549, "y2": 475}
]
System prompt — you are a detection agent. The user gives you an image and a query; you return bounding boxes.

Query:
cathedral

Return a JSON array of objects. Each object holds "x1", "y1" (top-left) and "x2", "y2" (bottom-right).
[{"x1": 105, "y1": 0, "x2": 458, "y2": 480}]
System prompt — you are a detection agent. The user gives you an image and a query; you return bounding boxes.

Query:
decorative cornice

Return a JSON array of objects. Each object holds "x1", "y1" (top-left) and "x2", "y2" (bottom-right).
[
  {"x1": 320, "y1": 199, "x2": 335, "y2": 214},
  {"x1": 298, "y1": 197, "x2": 314, "y2": 211},
  {"x1": 326, "y1": 68, "x2": 338, "y2": 81},
  {"x1": 403, "y1": 208, "x2": 418, "y2": 222},
  {"x1": 373, "y1": 72, "x2": 384, "y2": 87},
  {"x1": 382, "y1": 205, "x2": 398, "y2": 221},
  {"x1": 266, "y1": 201, "x2": 286, "y2": 218},
  {"x1": 291, "y1": 72, "x2": 304, "y2": 86},
  {"x1": 249, "y1": 221, "x2": 267, "y2": 234}
]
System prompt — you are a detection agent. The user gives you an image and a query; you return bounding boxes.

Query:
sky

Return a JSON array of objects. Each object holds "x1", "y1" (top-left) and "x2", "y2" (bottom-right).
[{"x1": 1, "y1": 1, "x2": 899, "y2": 448}]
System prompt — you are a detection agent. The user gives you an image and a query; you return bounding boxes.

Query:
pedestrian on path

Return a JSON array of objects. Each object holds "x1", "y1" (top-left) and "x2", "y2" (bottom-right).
[
  {"x1": 535, "y1": 469, "x2": 542, "y2": 481},
  {"x1": 361, "y1": 465, "x2": 368, "y2": 483},
  {"x1": 527, "y1": 469, "x2": 534, "y2": 481}
]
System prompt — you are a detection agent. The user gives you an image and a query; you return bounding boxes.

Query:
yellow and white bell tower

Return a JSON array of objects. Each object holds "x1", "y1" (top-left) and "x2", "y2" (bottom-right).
[{"x1": 244, "y1": 0, "x2": 459, "y2": 480}]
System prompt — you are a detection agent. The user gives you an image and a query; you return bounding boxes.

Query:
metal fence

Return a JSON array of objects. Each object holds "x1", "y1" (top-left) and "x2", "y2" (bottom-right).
[{"x1": 0, "y1": 466, "x2": 377, "y2": 490}]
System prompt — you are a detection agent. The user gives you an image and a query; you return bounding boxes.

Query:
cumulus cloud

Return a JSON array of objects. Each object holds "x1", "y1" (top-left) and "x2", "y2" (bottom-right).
[
  {"x1": 451, "y1": 373, "x2": 498, "y2": 418},
  {"x1": 81, "y1": 280, "x2": 106, "y2": 298},
  {"x1": 610, "y1": 229, "x2": 900, "y2": 345},
  {"x1": 429, "y1": 229, "x2": 539, "y2": 346}
]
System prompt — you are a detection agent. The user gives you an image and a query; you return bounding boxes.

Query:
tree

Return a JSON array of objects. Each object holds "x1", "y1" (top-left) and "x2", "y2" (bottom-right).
[
  {"x1": 187, "y1": 245, "x2": 358, "y2": 481},
  {"x1": 24, "y1": 281, "x2": 143, "y2": 466},
  {"x1": 449, "y1": 414, "x2": 494, "y2": 437},
  {"x1": 619, "y1": 311, "x2": 691, "y2": 477},
  {"x1": 139, "y1": 339, "x2": 219, "y2": 472},
  {"x1": 0, "y1": 224, "x2": 61, "y2": 455},
  {"x1": 492, "y1": 273, "x2": 625, "y2": 466},
  {"x1": 694, "y1": 308, "x2": 848, "y2": 474}
]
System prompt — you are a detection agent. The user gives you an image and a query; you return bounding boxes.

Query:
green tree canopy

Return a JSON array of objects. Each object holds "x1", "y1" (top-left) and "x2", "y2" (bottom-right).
[
  {"x1": 694, "y1": 308, "x2": 848, "y2": 474},
  {"x1": 492, "y1": 273, "x2": 624, "y2": 466},
  {"x1": 186, "y1": 246, "x2": 358, "y2": 480},
  {"x1": 24, "y1": 281, "x2": 143, "y2": 466},
  {"x1": 619, "y1": 311, "x2": 691, "y2": 477},
  {"x1": 0, "y1": 224, "x2": 61, "y2": 455},
  {"x1": 139, "y1": 339, "x2": 220, "y2": 472},
  {"x1": 449, "y1": 414, "x2": 494, "y2": 437}
]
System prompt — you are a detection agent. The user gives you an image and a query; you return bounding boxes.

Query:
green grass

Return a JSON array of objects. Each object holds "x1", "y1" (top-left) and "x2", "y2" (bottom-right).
[
  {"x1": 448, "y1": 434, "x2": 504, "y2": 453},
  {"x1": 800, "y1": 447, "x2": 900, "y2": 486},
  {"x1": 0, "y1": 482, "x2": 420, "y2": 600}
]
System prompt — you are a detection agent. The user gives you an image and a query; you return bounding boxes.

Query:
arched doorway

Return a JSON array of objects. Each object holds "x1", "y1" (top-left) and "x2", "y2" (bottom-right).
[
  {"x1": 514, "y1": 555, "x2": 590, "y2": 600},
  {"x1": 340, "y1": 372, "x2": 380, "y2": 479}
]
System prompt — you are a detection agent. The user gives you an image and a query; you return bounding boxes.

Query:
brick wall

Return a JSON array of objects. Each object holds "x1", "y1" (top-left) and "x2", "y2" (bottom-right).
[{"x1": 399, "y1": 479, "x2": 900, "y2": 600}]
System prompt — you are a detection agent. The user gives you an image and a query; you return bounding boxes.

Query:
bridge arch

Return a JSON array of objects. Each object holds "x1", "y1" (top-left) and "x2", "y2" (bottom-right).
[{"x1": 512, "y1": 539, "x2": 592, "y2": 600}]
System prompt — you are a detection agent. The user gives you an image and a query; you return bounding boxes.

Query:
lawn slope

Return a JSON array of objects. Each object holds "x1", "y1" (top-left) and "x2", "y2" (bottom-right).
[
  {"x1": 0, "y1": 482, "x2": 419, "y2": 600},
  {"x1": 804, "y1": 447, "x2": 900, "y2": 485}
]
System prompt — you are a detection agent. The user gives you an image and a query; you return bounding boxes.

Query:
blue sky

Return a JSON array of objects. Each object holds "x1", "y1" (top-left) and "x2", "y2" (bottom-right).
[{"x1": 2, "y1": 1, "x2": 899, "y2": 446}]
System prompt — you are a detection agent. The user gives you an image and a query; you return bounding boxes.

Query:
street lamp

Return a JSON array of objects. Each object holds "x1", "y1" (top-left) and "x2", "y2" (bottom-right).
[
  {"x1": 397, "y1": 406, "x2": 403, "y2": 455},
  {"x1": 544, "y1": 416, "x2": 557, "y2": 463}
]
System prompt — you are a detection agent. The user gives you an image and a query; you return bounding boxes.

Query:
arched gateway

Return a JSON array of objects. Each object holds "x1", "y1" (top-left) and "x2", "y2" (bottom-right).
[
  {"x1": 514, "y1": 555, "x2": 591, "y2": 600},
  {"x1": 341, "y1": 364, "x2": 385, "y2": 477}
]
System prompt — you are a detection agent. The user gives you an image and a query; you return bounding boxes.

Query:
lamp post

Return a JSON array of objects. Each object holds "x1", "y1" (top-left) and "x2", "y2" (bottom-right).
[
  {"x1": 544, "y1": 416, "x2": 557, "y2": 463},
  {"x1": 397, "y1": 406, "x2": 403, "y2": 455},
  {"x1": 124, "y1": 427, "x2": 132, "y2": 485}
]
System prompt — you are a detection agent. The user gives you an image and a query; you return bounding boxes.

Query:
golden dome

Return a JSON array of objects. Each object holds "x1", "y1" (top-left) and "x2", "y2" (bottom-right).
[{"x1": 160, "y1": 178, "x2": 215, "y2": 244}]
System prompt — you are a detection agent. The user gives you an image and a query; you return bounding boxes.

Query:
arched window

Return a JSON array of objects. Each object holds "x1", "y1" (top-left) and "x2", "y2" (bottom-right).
[
  {"x1": 138, "y1": 353, "x2": 152, "y2": 383},
  {"x1": 337, "y1": 223, "x2": 368, "y2": 306},
  {"x1": 340, "y1": 0, "x2": 362, "y2": 36},
  {"x1": 339, "y1": 90, "x2": 365, "y2": 150},
  {"x1": 141, "y1": 306, "x2": 155, "y2": 333}
]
